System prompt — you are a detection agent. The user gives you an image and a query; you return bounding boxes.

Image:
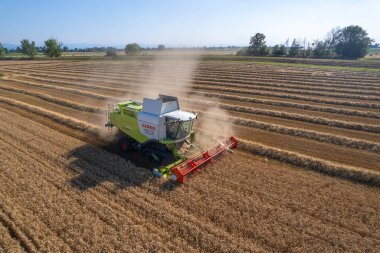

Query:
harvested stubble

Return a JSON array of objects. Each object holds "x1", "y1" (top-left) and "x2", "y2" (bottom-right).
[
  {"x1": 190, "y1": 100, "x2": 380, "y2": 133},
  {"x1": 0, "y1": 97, "x2": 99, "y2": 135},
  {"x1": 195, "y1": 85, "x2": 380, "y2": 109},
  {"x1": 24, "y1": 67, "x2": 380, "y2": 105},
  {"x1": 4, "y1": 78, "x2": 111, "y2": 100},
  {"x1": 193, "y1": 81, "x2": 380, "y2": 102},
  {"x1": 230, "y1": 115, "x2": 380, "y2": 153},
  {"x1": 238, "y1": 139, "x2": 380, "y2": 187},
  {"x1": 15, "y1": 65, "x2": 380, "y2": 98},
  {"x1": 0, "y1": 107, "x2": 379, "y2": 252},
  {"x1": 194, "y1": 72, "x2": 380, "y2": 93},
  {"x1": 3, "y1": 85, "x2": 379, "y2": 158},
  {"x1": 8, "y1": 73, "x2": 380, "y2": 127},
  {"x1": 8, "y1": 72, "x2": 380, "y2": 125},
  {"x1": 0, "y1": 85, "x2": 103, "y2": 113},
  {"x1": 1, "y1": 60, "x2": 380, "y2": 170},
  {"x1": 2, "y1": 94, "x2": 378, "y2": 187},
  {"x1": 7, "y1": 65, "x2": 380, "y2": 105},
  {"x1": 13, "y1": 73, "x2": 380, "y2": 118}
]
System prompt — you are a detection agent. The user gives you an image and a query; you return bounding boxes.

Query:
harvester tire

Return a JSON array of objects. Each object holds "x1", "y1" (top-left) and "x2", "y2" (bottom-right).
[
  {"x1": 119, "y1": 137, "x2": 132, "y2": 152},
  {"x1": 159, "y1": 152, "x2": 175, "y2": 167},
  {"x1": 142, "y1": 148, "x2": 160, "y2": 166},
  {"x1": 142, "y1": 148, "x2": 174, "y2": 167}
]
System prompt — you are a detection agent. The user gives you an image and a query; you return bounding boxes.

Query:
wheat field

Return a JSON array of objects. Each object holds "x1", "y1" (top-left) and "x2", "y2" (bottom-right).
[{"x1": 0, "y1": 58, "x2": 379, "y2": 252}]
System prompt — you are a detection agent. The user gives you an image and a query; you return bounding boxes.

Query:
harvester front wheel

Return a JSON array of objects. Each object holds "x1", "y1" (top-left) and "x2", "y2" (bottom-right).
[
  {"x1": 142, "y1": 149, "x2": 160, "y2": 166},
  {"x1": 119, "y1": 137, "x2": 132, "y2": 152},
  {"x1": 142, "y1": 148, "x2": 174, "y2": 167}
]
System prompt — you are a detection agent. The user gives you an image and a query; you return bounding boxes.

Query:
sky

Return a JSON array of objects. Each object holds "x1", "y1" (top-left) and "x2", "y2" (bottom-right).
[{"x1": 1, "y1": 0, "x2": 379, "y2": 48}]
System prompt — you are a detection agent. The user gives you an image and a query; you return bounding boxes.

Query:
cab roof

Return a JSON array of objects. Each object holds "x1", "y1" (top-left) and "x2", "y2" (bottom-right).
[{"x1": 163, "y1": 110, "x2": 197, "y2": 121}]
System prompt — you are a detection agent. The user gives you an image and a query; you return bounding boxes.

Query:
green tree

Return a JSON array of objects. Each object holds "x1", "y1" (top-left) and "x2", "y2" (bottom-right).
[
  {"x1": 271, "y1": 44, "x2": 286, "y2": 56},
  {"x1": 43, "y1": 38, "x2": 62, "y2": 58},
  {"x1": 20, "y1": 39, "x2": 38, "y2": 58},
  {"x1": 105, "y1": 47, "x2": 117, "y2": 57},
  {"x1": 302, "y1": 40, "x2": 313, "y2": 57},
  {"x1": 248, "y1": 33, "x2": 269, "y2": 56},
  {"x1": 334, "y1": 25, "x2": 373, "y2": 59},
  {"x1": 0, "y1": 43, "x2": 6, "y2": 57},
  {"x1": 288, "y1": 39, "x2": 301, "y2": 57},
  {"x1": 324, "y1": 27, "x2": 340, "y2": 57},
  {"x1": 313, "y1": 40, "x2": 330, "y2": 58},
  {"x1": 124, "y1": 43, "x2": 142, "y2": 55},
  {"x1": 158, "y1": 44, "x2": 165, "y2": 51}
]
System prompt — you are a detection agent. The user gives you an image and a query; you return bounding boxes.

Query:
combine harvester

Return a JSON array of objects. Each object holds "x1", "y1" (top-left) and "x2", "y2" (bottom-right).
[{"x1": 105, "y1": 94, "x2": 237, "y2": 183}]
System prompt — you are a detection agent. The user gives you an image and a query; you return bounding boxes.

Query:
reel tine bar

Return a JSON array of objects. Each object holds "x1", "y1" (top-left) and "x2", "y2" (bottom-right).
[{"x1": 172, "y1": 136, "x2": 238, "y2": 183}]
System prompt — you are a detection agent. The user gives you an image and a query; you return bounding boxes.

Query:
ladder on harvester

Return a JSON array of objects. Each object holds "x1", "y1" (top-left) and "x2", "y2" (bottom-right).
[{"x1": 105, "y1": 103, "x2": 115, "y2": 129}]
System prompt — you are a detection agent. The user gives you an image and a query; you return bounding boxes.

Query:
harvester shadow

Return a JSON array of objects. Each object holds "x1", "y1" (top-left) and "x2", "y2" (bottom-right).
[
  {"x1": 65, "y1": 143, "x2": 157, "y2": 191},
  {"x1": 159, "y1": 180, "x2": 180, "y2": 192}
]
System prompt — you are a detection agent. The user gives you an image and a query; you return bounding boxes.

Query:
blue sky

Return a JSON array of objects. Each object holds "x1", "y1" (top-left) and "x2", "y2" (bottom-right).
[{"x1": 1, "y1": 0, "x2": 379, "y2": 47}]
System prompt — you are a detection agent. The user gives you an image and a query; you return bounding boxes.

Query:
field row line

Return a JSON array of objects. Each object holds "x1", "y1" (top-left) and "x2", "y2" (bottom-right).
[
  {"x1": 0, "y1": 114, "x2": 287, "y2": 252},
  {"x1": 6, "y1": 78, "x2": 109, "y2": 100},
  {"x1": 0, "y1": 133, "x2": 197, "y2": 253},
  {"x1": 4, "y1": 81, "x2": 380, "y2": 137},
  {"x1": 9, "y1": 73, "x2": 380, "y2": 114},
  {"x1": 238, "y1": 140, "x2": 380, "y2": 187},
  {"x1": 196, "y1": 89, "x2": 380, "y2": 109},
  {"x1": 213, "y1": 101, "x2": 380, "y2": 133},
  {"x1": 199, "y1": 66, "x2": 380, "y2": 82},
  {"x1": 1, "y1": 96, "x2": 379, "y2": 188},
  {"x1": 0, "y1": 120, "x2": 204, "y2": 252},
  {"x1": 5, "y1": 81, "x2": 380, "y2": 153},
  {"x1": 0, "y1": 128, "x2": 264, "y2": 253},
  {"x1": 195, "y1": 91, "x2": 380, "y2": 118},
  {"x1": 2, "y1": 107, "x2": 376, "y2": 251},
  {"x1": 0, "y1": 206, "x2": 38, "y2": 253},
  {"x1": 0, "y1": 96, "x2": 101, "y2": 135},
  {"x1": 13, "y1": 69, "x2": 380, "y2": 106},
  {"x1": 197, "y1": 112, "x2": 380, "y2": 153},
  {"x1": 35, "y1": 67, "x2": 380, "y2": 93},
  {"x1": 6, "y1": 63, "x2": 379, "y2": 96},
  {"x1": 199, "y1": 68, "x2": 380, "y2": 85},
  {"x1": 0, "y1": 178, "x2": 77, "y2": 252},
  {"x1": 15, "y1": 68, "x2": 380, "y2": 99},
  {"x1": 193, "y1": 82, "x2": 380, "y2": 101},
  {"x1": 4, "y1": 79, "x2": 380, "y2": 136},
  {"x1": 0, "y1": 152, "x2": 185, "y2": 252},
  {"x1": 2, "y1": 105, "x2": 380, "y2": 247},
  {"x1": 10, "y1": 65, "x2": 380, "y2": 91},
  {"x1": 2, "y1": 86, "x2": 380, "y2": 156},
  {"x1": 11, "y1": 62, "x2": 380, "y2": 85},
  {"x1": 190, "y1": 150, "x2": 380, "y2": 241},
  {"x1": 193, "y1": 77, "x2": 380, "y2": 95},
  {"x1": 0, "y1": 85, "x2": 102, "y2": 113}
]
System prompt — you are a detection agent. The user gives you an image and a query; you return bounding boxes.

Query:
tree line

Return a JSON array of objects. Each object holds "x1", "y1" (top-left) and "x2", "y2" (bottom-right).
[
  {"x1": 0, "y1": 39, "x2": 167, "y2": 58},
  {"x1": 239, "y1": 25, "x2": 375, "y2": 59},
  {"x1": 0, "y1": 38, "x2": 63, "y2": 58}
]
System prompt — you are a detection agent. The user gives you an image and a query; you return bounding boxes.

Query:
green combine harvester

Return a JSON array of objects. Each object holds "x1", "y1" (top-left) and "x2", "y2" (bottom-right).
[{"x1": 105, "y1": 94, "x2": 237, "y2": 183}]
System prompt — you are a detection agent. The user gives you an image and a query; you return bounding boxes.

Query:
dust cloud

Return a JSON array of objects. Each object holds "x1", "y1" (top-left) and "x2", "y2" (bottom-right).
[
  {"x1": 134, "y1": 50, "x2": 235, "y2": 148},
  {"x1": 195, "y1": 105, "x2": 235, "y2": 149},
  {"x1": 134, "y1": 50, "x2": 200, "y2": 99},
  {"x1": 97, "y1": 50, "x2": 235, "y2": 145}
]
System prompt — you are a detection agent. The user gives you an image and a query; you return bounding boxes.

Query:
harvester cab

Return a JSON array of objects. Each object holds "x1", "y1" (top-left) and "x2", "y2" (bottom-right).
[{"x1": 106, "y1": 94, "x2": 237, "y2": 183}]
